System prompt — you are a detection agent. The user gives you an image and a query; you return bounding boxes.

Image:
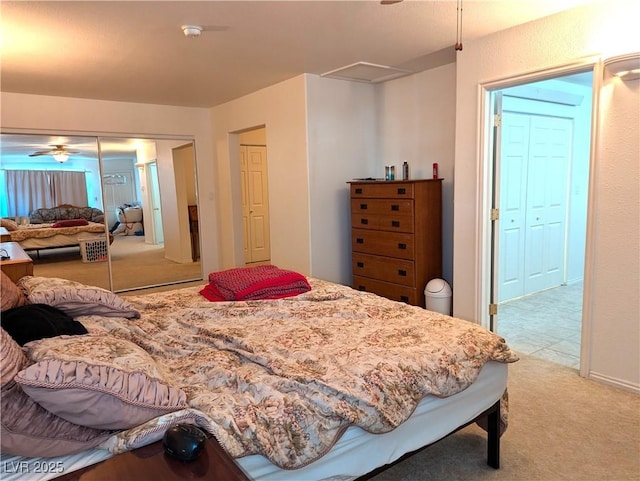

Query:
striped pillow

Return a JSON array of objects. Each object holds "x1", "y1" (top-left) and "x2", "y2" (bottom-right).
[
  {"x1": 1, "y1": 271, "x2": 27, "y2": 312},
  {"x1": 17, "y1": 276, "x2": 140, "y2": 319}
]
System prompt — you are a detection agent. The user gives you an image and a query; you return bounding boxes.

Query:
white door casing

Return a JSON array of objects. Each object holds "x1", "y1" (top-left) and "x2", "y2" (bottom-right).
[
  {"x1": 148, "y1": 161, "x2": 164, "y2": 245},
  {"x1": 241, "y1": 147, "x2": 250, "y2": 261}
]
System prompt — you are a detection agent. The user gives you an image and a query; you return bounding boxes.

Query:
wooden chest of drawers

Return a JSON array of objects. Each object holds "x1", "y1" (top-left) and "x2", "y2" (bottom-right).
[{"x1": 349, "y1": 179, "x2": 442, "y2": 307}]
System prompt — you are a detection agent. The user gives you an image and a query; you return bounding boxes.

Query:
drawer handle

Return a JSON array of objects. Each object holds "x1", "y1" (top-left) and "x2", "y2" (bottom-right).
[
  {"x1": 357, "y1": 262, "x2": 364, "y2": 268},
  {"x1": 356, "y1": 238, "x2": 364, "y2": 244},
  {"x1": 398, "y1": 269, "x2": 407, "y2": 276},
  {"x1": 360, "y1": 218, "x2": 369, "y2": 225},
  {"x1": 355, "y1": 188, "x2": 363, "y2": 194},
  {"x1": 391, "y1": 220, "x2": 400, "y2": 227},
  {"x1": 391, "y1": 205, "x2": 399, "y2": 211},
  {"x1": 360, "y1": 203, "x2": 368, "y2": 210},
  {"x1": 400, "y1": 296, "x2": 409, "y2": 303},
  {"x1": 358, "y1": 285, "x2": 366, "y2": 291},
  {"x1": 397, "y1": 188, "x2": 406, "y2": 195},
  {"x1": 398, "y1": 243, "x2": 407, "y2": 250}
]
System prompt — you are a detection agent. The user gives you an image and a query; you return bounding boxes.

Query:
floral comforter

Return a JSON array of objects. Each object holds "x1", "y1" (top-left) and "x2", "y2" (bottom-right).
[
  {"x1": 10, "y1": 222, "x2": 106, "y2": 242},
  {"x1": 80, "y1": 278, "x2": 517, "y2": 469}
]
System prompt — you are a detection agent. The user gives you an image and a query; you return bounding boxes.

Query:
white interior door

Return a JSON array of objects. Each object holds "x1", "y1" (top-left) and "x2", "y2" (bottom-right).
[
  {"x1": 499, "y1": 112, "x2": 530, "y2": 301},
  {"x1": 523, "y1": 115, "x2": 571, "y2": 294},
  {"x1": 499, "y1": 112, "x2": 572, "y2": 302},
  {"x1": 240, "y1": 145, "x2": 270, "y2": 264}
]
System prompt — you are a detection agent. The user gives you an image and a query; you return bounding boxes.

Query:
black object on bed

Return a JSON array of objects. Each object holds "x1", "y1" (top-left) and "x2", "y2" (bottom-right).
[
  {"x1": 163, "y1": 424, "x2": 208, "y2": 462},
  {"x1": 1, "y1": 304, "x2": 88, "y2": 346}
]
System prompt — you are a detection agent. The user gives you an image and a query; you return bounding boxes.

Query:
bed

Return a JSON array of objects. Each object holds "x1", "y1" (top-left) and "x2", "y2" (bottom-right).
[
  {"x1": 0, "y1": 269, "x2": 518, "y2": 480},
  {"x1": 1, "y1": 205, "x2": 111, "y2": 257},
  {"x1": 7, "y1": 222, "x2": 110, "y2": 253}
]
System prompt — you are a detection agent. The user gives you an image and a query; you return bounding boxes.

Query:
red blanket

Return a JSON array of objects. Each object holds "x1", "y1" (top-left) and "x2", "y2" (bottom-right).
[{"x1": 200, "y1": 265, "x2": 311, "y2": 301}]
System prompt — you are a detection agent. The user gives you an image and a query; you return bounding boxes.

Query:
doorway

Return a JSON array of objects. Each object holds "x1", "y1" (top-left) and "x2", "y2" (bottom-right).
[
  {"x1": 490, "y1": 70, "x2": 594, "y2": 369},
  {"x1": 238, "y1": 128, "x2": 271, "y2": 265}
]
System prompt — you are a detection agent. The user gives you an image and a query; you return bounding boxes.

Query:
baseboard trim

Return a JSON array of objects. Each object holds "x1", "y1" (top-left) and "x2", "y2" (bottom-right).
[{"x1": 588, "y1": 371, "x2": 640, "y2": 394}]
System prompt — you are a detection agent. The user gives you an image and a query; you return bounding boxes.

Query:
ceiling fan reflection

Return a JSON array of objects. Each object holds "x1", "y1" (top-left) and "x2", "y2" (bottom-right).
[{"x1": 29, "y1": 145, "x2": 80, "y2": 163}]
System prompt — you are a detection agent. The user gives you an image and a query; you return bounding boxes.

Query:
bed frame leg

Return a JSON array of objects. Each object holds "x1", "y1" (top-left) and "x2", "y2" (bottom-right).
[{"x1": 487, "y1": 400, "x2": 500, "y2": 469}]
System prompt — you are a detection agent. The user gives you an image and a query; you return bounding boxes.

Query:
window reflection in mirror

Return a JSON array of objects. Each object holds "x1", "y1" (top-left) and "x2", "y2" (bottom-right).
[
  {"x1": 0, "y1": 133, "x2": 110, "y2": 289},
  {"x1": 1, "y1": 133, "x2": 202, "y2": 292}
]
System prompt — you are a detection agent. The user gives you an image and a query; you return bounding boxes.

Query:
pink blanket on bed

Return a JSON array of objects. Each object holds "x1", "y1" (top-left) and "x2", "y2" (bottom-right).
[{"x1": 200, "y1": 265, "x2": 311, "y2": 301}]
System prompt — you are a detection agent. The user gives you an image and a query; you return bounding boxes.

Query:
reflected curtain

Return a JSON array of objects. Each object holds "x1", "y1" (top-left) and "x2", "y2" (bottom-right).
[
  {"x1": 50, "y1": 171, "x2": 88, "y2": 207},
  {"x1": 5, "y1": 170, "x2": 53, "y2": 217},
  {"x1": 4, "y1": 170, "x2": 87, "y2": 218}
]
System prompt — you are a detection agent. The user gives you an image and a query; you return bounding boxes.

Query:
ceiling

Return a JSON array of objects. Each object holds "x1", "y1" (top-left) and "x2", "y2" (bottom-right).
[
  {"x1": 1, "y1": 0, "x2": 599, "y2": 109},
  {"x1": 0, "y1": 133, "x2": 163, "y2": 163}
]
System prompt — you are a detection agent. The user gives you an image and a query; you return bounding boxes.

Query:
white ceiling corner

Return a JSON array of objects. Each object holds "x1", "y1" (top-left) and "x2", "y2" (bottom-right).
[{"x1": 321, "y1": 62, "x2": 413, "y2": 84}]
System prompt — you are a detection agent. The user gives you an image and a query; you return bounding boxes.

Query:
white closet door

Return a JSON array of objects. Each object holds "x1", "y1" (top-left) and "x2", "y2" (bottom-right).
[{"x1": 499, "y1": 112, "x2": 572, "y2": 301}]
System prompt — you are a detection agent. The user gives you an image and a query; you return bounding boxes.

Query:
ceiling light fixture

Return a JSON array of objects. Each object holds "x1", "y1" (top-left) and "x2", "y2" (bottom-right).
[
  {"x1": 181, "y1": 25, "x2": 202, "y2": 38},
  {"x1": 53, "y1": 152, "x2": 69, "y2": 163},
  {"x1": 604, "y1": 53, "x2": 640, "y2": 81}
]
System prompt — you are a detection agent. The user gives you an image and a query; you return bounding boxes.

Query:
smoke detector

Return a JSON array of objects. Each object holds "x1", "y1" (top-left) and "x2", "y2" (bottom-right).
[{"x1": 181, "y1": 25, "x2": 202, "y2": 38}]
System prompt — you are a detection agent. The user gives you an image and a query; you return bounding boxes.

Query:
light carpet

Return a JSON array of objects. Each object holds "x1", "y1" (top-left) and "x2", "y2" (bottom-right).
[
  {"x1": 370, "y1": 354, "x2": 640, "y2": 481},
  {"x1": 30, "y1": 235, "x2": 202, "y2": 292}
]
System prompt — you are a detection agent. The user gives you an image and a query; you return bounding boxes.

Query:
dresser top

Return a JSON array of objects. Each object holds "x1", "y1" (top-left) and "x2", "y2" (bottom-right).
[{"x1": 348, "y1": 178, "x2": 442, "y2": 184}]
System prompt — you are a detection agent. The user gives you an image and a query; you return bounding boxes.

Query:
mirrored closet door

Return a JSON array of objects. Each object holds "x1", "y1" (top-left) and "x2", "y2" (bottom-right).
[{"x1": 1, "y1": 132, "x2": 202, "y2": 292}]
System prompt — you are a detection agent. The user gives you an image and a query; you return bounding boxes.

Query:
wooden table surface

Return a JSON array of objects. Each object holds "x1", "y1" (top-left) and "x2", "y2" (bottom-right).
[
  {"x1": 55, "y1": 438, "x2": 251, "y2": 481},
  {"x1": 0, "y1": 241, "x2": 33, "y2": 283},
  {"x1": 0, "y1": 241, "x2": 32, "y2": 263}
]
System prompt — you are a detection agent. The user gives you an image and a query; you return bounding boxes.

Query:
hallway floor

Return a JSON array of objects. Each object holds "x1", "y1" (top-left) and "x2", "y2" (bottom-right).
[{"x1": 497, "y1": 282, "x2": 583, "y2": 369}]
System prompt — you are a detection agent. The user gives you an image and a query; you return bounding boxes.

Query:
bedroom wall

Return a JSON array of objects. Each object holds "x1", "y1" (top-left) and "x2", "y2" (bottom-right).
[
  {"x1": 210, "y1": 74, "x2": 377, "y2": 284},
  {"x1": 209, "y1": 75, "x2": 311, "y2": 275},
  {"x1": 590, "y1": 62, "x2": 640, "y2": 390},
  {"x1": 375, "y1": 63, "x2": 457, "y2": 285},
  {"x1": 0, "y1": 92, "x2": 218, "y2": 277},
  {"x1": 305, "y1": 75, "x2": 378, "y2": 284},
  {"x1": 453, "y1": 1, "x2": 640, "y2": 390}
]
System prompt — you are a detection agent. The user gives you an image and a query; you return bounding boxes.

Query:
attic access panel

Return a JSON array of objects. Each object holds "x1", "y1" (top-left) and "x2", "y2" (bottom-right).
[{"x1": 321, "y1": 62, "x2": 413, "y2": 83}]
